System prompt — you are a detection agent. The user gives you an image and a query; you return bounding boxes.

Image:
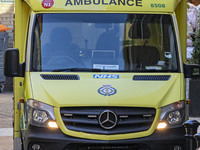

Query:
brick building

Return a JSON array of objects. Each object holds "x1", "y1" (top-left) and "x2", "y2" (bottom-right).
[
  {"x1": 0, "y1": 0, "x2": 14, "y2": 91},
  {"x1": 0, "y1": 0, "x2": 14, "y2": 48}
]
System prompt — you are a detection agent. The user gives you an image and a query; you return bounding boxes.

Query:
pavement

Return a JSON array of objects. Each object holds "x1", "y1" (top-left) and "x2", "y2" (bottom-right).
[
  {"x1": 0, "y1": 92, "x2": 200, "y2": 150},
  {"x1": 0, "y1": 92, "x2": 13, "y2": 150}
]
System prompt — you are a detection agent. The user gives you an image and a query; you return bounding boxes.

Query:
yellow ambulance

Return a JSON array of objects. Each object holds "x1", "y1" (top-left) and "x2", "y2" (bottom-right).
[{"x1": 4, "y1": 0, "x2": 200, "y2": 149}]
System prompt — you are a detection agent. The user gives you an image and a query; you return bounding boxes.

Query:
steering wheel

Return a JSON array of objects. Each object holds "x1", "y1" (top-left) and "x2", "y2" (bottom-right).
[{"x1": 47, "y1": 52, "x2": 77, "y2": 67}]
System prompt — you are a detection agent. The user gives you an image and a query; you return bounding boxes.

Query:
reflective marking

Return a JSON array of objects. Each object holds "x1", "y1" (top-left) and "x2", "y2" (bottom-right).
[
  {"x1": 88, "y1": 115, "x2": 97, "y2": 118},
  {"x1": 64, "y1": 114, "x2": 73, "y2": 117},
  {"x1": 119, "y1": 115, "x2": 129, "y2": 118},
  {"x1": 143, "y1": 114, "x2": 152, "y2": 117}
]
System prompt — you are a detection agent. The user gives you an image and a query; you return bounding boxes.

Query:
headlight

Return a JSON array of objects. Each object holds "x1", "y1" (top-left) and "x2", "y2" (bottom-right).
[
  {"x1": 33, "y1": 110, "x2": 48, "y2": 124},
  {"x1": 160, "y1": 100, "x2": 185, "y2": 127},
  {"x1": 28, "y1": 99, "x2": 57, "y2": 128}
]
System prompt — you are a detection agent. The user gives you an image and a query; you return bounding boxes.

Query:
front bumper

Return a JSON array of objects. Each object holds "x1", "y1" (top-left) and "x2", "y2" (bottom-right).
[{"x1": 22, "y1": 125, "x2": 186, "y2": 150}]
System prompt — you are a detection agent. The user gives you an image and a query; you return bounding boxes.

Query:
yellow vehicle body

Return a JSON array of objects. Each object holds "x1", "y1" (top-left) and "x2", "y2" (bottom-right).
[{"x1": 12, "y1": 0, "x2": 187, "y2": 149}]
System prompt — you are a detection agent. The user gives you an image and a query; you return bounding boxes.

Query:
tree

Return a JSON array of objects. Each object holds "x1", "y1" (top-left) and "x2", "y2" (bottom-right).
[{"x1": 192, "y1": 29, "x2": 200, "y2": 64}]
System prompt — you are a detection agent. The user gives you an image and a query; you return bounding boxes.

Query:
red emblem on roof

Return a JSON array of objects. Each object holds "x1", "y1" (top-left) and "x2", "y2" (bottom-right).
[{"x1": 42, "y1": 0, "x2": 54, "y2": 9}]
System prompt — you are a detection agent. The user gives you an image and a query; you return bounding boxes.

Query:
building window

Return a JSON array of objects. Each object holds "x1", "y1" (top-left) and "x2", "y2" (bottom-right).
[{"x1": 0, "y1": 0, "x2": 14, "y2": 3}]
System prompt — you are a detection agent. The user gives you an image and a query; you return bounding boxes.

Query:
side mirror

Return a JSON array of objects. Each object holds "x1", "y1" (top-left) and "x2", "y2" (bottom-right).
[
  {"x1": 184, "y1": 64, "x2": 200, "y2": 78},
  {"x1": 4, "y1": 48, "x2": 25, "y2": 77}
]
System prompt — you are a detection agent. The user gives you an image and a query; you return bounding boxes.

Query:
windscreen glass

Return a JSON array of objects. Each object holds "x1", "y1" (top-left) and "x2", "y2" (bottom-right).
[{"x1": 32, "y1": 13, "x2": 179, "y2": 72}]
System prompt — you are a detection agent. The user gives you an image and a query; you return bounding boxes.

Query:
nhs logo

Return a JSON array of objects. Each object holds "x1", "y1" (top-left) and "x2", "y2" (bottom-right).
[{"x1": 93, "y1": 74, "x2": 119, "y2": 79}]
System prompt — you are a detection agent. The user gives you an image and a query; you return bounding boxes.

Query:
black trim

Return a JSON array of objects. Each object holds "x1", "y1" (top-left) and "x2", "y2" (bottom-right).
[
  {"x1": 41, "y1": 74, "x2": 80, "y2": 80},
  {"x1": 170, "y1": 15, "x2": 181, "y2": 73},
  {"x1": 133, "y1": 75, "x2": 171, "y2": 81},
  {"x1": 24, "y1": 15, "x2": 31, "y2": 73},
  {"x1": 30, "y1": 14, "x2": 37, "y2": 72},
  {"x1": 22, "y1": 125, "x2": 186, "y2": 150}
]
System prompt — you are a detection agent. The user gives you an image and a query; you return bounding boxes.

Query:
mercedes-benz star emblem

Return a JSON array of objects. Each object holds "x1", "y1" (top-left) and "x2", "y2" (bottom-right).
[{"x1": 99, "y1": 110, "x2": 118, "y2": 130}]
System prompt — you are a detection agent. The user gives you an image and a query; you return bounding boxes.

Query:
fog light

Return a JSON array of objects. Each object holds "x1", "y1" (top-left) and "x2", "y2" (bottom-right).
[
  {"x1": 32, "y1": 144, "x2": 41, "y2": 150},
  {"x1": 157, "y1": 122, "x2": 167, "y2": 129},
  {"x1": 48, "y1": 121, "x2": 58, "y2": 128},
  {"x1": 173, "y1": 145, "x2": 182, "y2": 150}
]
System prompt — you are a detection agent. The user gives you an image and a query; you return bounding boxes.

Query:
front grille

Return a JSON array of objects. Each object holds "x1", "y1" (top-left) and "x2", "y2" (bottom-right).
[{"x1": 60, "y1": 107, "x2": 156, "y2": 135}]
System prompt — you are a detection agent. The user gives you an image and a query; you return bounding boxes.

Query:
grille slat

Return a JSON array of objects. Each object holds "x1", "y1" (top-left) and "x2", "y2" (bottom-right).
[
  {"x1": 60, "y1": 107, "x2": 156, "y2": 135},
  {"x1": 62, "y1": 118, "x2": 99, "y2": 125},
  {"x1": 60, "y1": 108, "x2": 156, "y2": 116},
  {"x1": 61, "y1": 110, "x2": 100, "y2": 115},
  {"x1": 118, "y1": 118, "x2": 154, "y2": 125},
  {"x1": 66, "y1": 123, "x2": 150, "y2": 135},
  {"x1": 62, "y1": 116, "x2": 154, "y2": 126}
]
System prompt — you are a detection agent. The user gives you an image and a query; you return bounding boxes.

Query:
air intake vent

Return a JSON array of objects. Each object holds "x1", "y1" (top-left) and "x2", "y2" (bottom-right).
[
  {"x1": 133, "y1": 75, "x2": 171, "y2": 81},
  {"x1": 41, "y1": 74, "x2": 80, "y2": 80}
]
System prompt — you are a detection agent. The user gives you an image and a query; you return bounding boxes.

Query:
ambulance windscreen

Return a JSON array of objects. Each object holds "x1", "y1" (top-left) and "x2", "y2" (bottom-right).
[{"x1": 31, "y1": 13, "x2": 179, "y2": 72}]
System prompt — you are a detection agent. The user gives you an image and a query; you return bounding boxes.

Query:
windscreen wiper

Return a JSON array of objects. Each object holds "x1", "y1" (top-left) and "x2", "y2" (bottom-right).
[{"x1": 52, "y1": 68, "x2": 102, "y2": 72}]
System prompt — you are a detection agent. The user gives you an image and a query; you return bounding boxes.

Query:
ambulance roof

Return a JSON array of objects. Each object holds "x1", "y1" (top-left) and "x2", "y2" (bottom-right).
[{"x1": 25, "y1": 0, "x2": 181, "y2": 13}]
